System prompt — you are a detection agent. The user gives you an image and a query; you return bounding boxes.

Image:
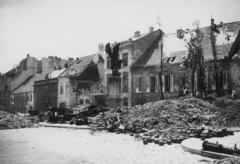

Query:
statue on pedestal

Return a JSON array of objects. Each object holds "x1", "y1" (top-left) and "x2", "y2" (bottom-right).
[{"x1": 105, "y1": 43, "x2": 122, "y2": 76}]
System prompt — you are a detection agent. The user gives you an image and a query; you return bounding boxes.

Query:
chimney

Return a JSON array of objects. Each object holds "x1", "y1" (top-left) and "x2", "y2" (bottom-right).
[
  {"x1": 76, "y1": 57, "x2": 79, "y2": 61},
  {"x1": 220, "y1": 22, "x2": 223, "y2": 27},
  {"x1": 149, "y1": 27, "x2": 154, "y2": 33},
  {"x1": 27, "y1": 54, "x2": 30, "y2": 57},
  {"x1": 177, "y1": 29, "x2": 183, "y2": 39},
  {"x1": 0, "y1": 72, "x2": 1, "y2": 76},
  {"x1": 134, "y1": 31, "x2": 140, "y2": 38},
  {"x1": 98, "y1": 43, "x2": 104, "y2": 51}
]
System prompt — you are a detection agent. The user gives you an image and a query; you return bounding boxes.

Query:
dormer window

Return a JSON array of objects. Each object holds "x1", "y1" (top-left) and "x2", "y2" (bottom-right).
[
  {"x1": 166, "y1": 58, "x2": 171, "y2": 63},
  {"x1": 171, "y1": 57, "x2": 176, "y2": 62},
  {"x1": 164, "y1": 56, "x2": 176, "y2": 63}
]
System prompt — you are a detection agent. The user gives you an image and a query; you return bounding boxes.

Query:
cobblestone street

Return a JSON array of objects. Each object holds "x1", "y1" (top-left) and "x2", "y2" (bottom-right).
[{"x1": 0, "y1": 127, "x2": 214, "y2": 164}]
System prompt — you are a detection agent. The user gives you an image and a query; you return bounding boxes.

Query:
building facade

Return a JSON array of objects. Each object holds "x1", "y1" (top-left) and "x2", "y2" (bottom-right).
[
  {"x1": 130, "y1": 20, "x2": 240, "y2": 106},
  {"x1": 104, "y1": 27, "x2": 163, "y2": 107}
]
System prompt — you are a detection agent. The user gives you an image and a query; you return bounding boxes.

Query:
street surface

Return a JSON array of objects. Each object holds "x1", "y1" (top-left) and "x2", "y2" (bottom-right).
[{"x1": 0, "y1": 127, "x2": 214, "y2": 164}]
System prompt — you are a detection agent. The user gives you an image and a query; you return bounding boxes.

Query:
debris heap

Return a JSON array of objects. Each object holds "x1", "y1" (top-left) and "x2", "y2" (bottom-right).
[
  {"x1": 89, "y1": 96, "x2": 240, "y2": 140},
  {"x1": 0, "y1": 111, "x2": 36, "y2": 130}
]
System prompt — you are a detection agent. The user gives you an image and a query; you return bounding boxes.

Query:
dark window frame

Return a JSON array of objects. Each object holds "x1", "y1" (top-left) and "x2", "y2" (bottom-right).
[{"x1": 122, "y1": 53, "x2": 128, "y2": 67}]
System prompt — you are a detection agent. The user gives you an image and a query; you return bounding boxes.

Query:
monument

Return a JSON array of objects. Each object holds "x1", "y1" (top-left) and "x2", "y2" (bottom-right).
[{"x1": 105, "y1": 43, "x2": 123, "y2": 107}]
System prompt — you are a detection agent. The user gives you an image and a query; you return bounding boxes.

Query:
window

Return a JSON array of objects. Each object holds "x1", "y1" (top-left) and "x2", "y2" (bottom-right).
[
  {"x1": 123, "y1": 97, "x2": 128, "y2": 106},
  {"x1": 171, "y1": 57, "x2": 176, "y2": 62},
  {"x1": 150, "y1": 76, "x2": 156, "y2": 92},
  {"x1": 207, "y1": 71, "x2": 228, "y2": 90},
  {"x1": 165, "y1": 75, "x2": 170, "y2": 91},
  {"x1": 85, "y1": 99, "x2": 90, "y2": 104},
  {"x1": 223, "y1": 71, "x2": 228, "y2": 89},
  {"x1": 135, "y1": 76, "x2": 142, "y2": 93},
  {"x1": 122, "y1": 53, "x2": 128, "y2": 66},
  {"x1": 164, "y1": 74, "x2": 174, "y2": 92},
  {"x1": 138, "y1": 77, "x2": 142, "y2": 92},
  {"x1": 165, "y1": 57, "x2": 176, "y2": 63},
  {"x1": 122, "y1": 72, "x2": 128, "y2": 92},
  {"x1": 60, "y1": 86, "x2": 63, "y2": 94},
  {"x1": 79, "y1": 99, "x2": 84, "y2": 104},
  {"x1": 165, "y1": 58, "x2": 171, "y2": 63},
  {"x1": 107, "y1": 57, "x2": 111, "y2": 69},
  {"x1": 30, "y1": 94, "x2": 32, "y2": 102}
]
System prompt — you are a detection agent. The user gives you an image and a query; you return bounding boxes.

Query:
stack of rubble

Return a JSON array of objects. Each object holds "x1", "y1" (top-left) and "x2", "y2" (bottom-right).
[
  {"x1": 0, "y1": 111, "x2": 36, "y2": 130},
  {"x1": 89, "y1": 96, "x2": 240, "y2": 142}
]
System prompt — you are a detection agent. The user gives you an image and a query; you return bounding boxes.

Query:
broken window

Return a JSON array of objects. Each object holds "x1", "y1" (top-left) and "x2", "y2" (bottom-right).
[
  {"x1": 79, "y1": 99, "x2": 84, "y2": 104},
  {"x1": 150, "y1": 76, "x2": 156, "y2": 93},
  {"x1": 122, "y1": 72, "x2": 128, "y2": 92},
  {"x1": 107, "y1": 57, "x2": 111, "y2": 69},
  {"x1": 122, "y1": 53, "x2": 128, "y2": 67}
]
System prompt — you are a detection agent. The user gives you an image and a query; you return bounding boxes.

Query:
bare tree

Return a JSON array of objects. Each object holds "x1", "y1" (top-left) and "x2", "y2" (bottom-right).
[{"x1": 183, "y1": 21, "x2": 205, "y2": 97}]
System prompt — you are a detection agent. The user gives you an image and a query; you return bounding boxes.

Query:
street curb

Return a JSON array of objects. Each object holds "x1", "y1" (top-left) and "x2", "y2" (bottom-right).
[
  {"x1": 181, "y1": 142, "x2": 240, "y2": 159},
  {"x1": 38, "y1": 123, "x2": 91, "y2": 130}
]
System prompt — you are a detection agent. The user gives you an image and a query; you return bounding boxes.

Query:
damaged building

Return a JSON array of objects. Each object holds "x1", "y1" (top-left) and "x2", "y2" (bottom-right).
[
  {"x1": 104, "y1": 27, "x2": 164, "y2": 107},
  {"x1": 130, "y1": 19, "x2": 240, "y2": 106},
  {"x1": 33, "y1": 54, "x2": 104, "y2": 112}
]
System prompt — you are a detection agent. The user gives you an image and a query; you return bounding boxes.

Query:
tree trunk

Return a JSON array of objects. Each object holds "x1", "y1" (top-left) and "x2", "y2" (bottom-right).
[{"x1": 191, "y1": 67, "x2": 196, "y2": 97}]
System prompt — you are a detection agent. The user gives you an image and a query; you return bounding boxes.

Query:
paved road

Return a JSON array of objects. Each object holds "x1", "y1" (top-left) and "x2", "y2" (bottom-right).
[{"x1": 0, "y1": 127, "x2": 214, "y2": 164}]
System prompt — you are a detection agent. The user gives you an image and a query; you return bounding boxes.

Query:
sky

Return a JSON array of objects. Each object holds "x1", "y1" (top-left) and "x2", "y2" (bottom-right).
[{"x1": 0, "y1": 0, "x2": 240, "y2": 74}]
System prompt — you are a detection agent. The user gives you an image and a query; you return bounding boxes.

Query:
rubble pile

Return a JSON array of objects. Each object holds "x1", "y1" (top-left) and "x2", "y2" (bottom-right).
[
  {"x1": 89, "y1": 96, "x2": 240, "y2": 142},
  {"x1": 212, "y1": 97, "x2": 240, "y2": 127},
  {"x1": 0, "y1": 111, "x2": 36, "y2": 130},
  {"x1": 212, "y1": 157, "x2": 240, "y2": 164}
]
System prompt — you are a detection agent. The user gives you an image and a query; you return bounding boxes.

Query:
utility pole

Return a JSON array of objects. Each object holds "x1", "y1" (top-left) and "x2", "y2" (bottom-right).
[{"x1": 157, "y1": 6, "x2": 164, "y2": 100}]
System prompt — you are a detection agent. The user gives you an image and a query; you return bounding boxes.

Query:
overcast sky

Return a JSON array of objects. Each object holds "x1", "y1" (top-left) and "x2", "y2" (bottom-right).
[{"x1": 0, "y1": 0, "x2": 239, "y2": 73}]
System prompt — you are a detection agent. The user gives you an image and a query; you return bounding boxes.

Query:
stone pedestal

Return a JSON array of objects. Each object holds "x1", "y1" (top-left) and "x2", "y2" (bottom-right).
[{"x1": 106, "y1": 76, "x2": 122, "y2": 108}]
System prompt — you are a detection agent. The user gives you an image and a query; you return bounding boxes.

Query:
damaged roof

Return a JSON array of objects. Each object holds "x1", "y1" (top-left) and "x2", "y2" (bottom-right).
[
  {"x1": 48, "y1": 68, "x2": 66, "y2": 79},
  {"x1": 13, "y1": 72, "x2": 48, "y2": 94},
  {"x1": 131, "y1": 20, "x2": 240, "y2": 69},
  {"x1": 229, "y1": 30, "x2": 240, "y2": 59},
  {"x1": 60, "y1": 54, "x2": 103, "y2": 77}
]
